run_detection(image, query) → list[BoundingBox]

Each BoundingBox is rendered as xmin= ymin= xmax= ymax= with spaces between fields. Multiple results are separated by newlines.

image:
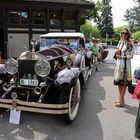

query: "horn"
xmin=2 ymin=83 xmax=12 ymax=91
xmin=34 ymin=87 xmax=41 ymax=95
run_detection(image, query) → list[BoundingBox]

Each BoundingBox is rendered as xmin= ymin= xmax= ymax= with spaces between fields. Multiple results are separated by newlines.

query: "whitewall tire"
xmin=66 ymin=78 xmax=81 ymax=123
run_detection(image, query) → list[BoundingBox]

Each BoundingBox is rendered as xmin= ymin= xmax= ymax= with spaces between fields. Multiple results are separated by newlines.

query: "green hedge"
xmin=86 ymin=38 xmax=119 ymax=45
xmin=100 ymin=38 xmax=119 ymax=45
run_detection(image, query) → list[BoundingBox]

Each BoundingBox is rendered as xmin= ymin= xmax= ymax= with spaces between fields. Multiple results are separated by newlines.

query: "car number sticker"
xmin=9 ymin=108 xmax=21 ymax=125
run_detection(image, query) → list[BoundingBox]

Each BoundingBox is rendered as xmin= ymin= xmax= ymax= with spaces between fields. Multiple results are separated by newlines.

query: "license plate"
xmin=20 ymin=79 xmax=38 ymax=86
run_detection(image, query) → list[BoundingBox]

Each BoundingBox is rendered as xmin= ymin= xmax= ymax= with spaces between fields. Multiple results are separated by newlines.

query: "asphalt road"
xmin=0 ymin=48 xmax=139 ymax=140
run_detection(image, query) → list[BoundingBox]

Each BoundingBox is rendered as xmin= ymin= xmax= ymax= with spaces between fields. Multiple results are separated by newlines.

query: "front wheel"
xmin=65 ymin=79 xmax=81 ymax=123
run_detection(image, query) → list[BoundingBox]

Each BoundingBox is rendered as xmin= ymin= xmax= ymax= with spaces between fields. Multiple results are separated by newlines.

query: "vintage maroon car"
xmin=0 ymin=32 xmax=93 ymax=122
xmin=0 ymin=62 xmax=5 ymax=94
xmin=0 ymin=59 xmax=13 ymax=96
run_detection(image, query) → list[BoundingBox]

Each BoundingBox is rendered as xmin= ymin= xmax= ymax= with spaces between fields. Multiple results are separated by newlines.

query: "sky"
xmin=111 ymin=0 xmax=134 ymax=27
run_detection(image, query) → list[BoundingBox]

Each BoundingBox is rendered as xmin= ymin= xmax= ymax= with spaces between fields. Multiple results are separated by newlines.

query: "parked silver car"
xmin=128 ymin=44 xmax=140 ymax=94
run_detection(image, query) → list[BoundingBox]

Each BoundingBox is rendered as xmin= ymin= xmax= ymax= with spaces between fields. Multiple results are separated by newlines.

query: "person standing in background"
xmin=114 ymin=28 xmax=134 ymax=107
xmin=97 ymin=40 xmax=103 ymax=63
xmin=91 ymin=38 xmax=99 ymax=72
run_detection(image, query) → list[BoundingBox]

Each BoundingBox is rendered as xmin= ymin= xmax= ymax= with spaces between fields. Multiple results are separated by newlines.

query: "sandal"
xmin=115 ymin=100 xmax=125 ymax=107
xmin=115 ymin=98 xmax=120 ymax=103
xmin=115 ymin=102 xmax=124 ymax=107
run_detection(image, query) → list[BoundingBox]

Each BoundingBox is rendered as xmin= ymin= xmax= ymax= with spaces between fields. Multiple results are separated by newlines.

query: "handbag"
xmin=113 ymin=53 xmax=117 ymax=60
xmin=113 ymin=49 xmax=121 ymax=60
xmin=132 ymin=80 xmax=140 ymax=99
xmin=113 ymin=42 xmax=123 ymax=60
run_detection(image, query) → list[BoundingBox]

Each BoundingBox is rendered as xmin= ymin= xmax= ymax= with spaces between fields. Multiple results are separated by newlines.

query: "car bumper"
xmin=0 ymin=99 xmax=68 ymax=114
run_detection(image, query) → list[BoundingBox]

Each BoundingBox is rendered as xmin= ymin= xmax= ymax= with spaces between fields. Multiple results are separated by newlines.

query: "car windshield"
xmin=40 ymin=38 xmax=80 ymax=50
xmin=134 ymin=45 xmax=140 ymax=54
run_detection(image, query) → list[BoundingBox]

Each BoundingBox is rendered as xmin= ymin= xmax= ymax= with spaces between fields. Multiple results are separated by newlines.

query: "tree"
xmin=80 ymin=1 xmax=102 ymax=26
xmin=124 ymin=0 xmax=140 ymax=32
xmin=80 ymin=0 xmax=114 ymax=39
xmin=80 ymin=21 xmax=100 ymax=42
xmin=96 ymin=0 xmax=114 ymax=38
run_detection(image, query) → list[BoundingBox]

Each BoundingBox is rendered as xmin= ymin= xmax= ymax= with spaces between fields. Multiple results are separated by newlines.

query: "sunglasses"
xmin=121 ymin=32 xmax=129 ymax=35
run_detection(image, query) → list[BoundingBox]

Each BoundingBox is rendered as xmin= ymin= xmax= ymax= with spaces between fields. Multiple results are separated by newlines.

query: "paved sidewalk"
xmin=90 ymin=49 xmax=139 ymax=140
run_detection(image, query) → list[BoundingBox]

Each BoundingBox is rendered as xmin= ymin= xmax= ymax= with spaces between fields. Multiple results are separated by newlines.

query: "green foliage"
xmin=114 ymin=25 xmax=129 ymax=40
xmin=80 ymin=1 xmax=97 ymax=25
xmin=133 ymin=31 xmax=140 ymax=40
xmin=80 ymin=21 xmax=100 ymax=42
xmin=114 ymin=25 xmax=129 ymax=33
xmin=124 ymin=0 xmax=140 ymax=32
xmin=100 ymin=38 xmax=119 ymax=45
xmin=109 ymin=38 xmax=119 ymax=45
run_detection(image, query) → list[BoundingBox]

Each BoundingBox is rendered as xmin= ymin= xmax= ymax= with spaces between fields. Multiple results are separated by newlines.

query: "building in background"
xmin=0 ymin=0 xmax=94 ymax=58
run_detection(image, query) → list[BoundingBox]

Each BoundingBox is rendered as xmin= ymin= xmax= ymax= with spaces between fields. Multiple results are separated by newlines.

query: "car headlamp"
xmin=5 ymin=58 xmax=18 ymax=75
xmin=34 ymin=59 xmax=51 ymax=77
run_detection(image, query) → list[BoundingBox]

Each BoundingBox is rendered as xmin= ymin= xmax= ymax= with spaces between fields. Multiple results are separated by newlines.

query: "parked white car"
xmin=128 ymin=44 xmax=140 ymax=93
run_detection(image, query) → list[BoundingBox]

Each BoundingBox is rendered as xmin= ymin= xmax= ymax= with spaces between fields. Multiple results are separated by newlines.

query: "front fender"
xmin=54 ymin=67 xmax=80 ymax=90
xmin=0 ymin=64 xmax=6 ymax=74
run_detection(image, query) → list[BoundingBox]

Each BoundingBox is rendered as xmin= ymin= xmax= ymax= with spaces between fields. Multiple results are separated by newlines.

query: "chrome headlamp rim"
xmin=5 ymin=58 xmax=18 ymax=75
xmin=34 ymin=59 xmax=51 ymax=77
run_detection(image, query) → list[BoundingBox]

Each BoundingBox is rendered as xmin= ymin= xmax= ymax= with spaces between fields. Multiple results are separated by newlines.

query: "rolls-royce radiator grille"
xmin=18 ymin=60 xmax=39 ymax=86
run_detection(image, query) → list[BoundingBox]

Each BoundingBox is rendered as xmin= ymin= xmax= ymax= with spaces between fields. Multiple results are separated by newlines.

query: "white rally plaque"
xmin=9 ymin=108 xmax=21 ymax=125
